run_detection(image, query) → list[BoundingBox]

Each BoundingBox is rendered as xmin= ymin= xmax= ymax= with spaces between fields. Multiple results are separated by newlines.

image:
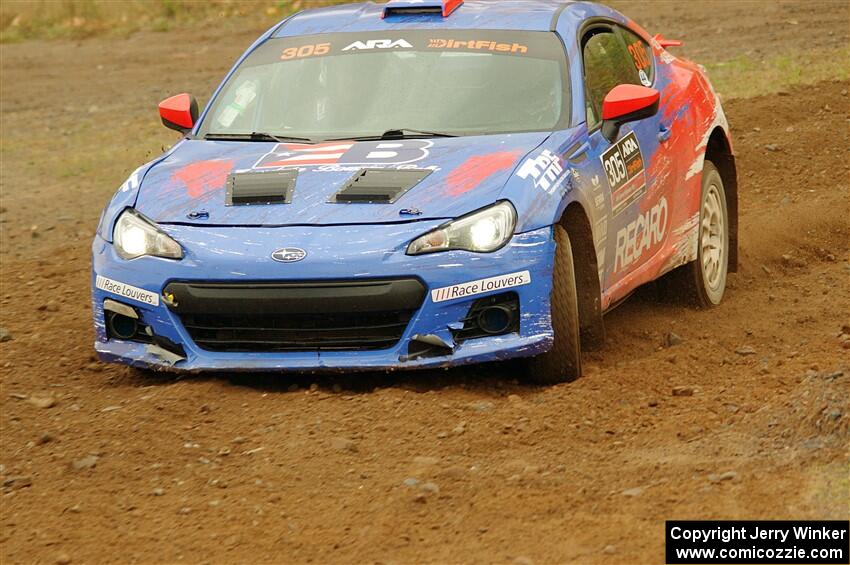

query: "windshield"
xmin=199 ymin=30 xmax=569 ymax=140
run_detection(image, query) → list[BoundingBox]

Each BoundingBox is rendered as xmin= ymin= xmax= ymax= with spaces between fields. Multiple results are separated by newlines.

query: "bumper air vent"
xmin=453 ymin=292 xmax=520 ymax=343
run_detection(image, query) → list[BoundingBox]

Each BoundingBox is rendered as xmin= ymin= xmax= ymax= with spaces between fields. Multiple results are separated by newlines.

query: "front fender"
xmin=501 ymin=126 xmax=594 ymax=233
xmin=96 ymin=142 xmax=187 ymax=242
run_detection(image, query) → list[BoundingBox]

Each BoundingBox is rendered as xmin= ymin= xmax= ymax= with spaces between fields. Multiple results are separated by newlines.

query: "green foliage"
xmin=705 ymin=46 xmax=850 ymax=99
xmin=0 ymin=0 xmax=346 ymax=42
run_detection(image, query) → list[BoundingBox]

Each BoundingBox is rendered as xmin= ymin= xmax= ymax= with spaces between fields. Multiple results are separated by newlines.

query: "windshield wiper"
xmin=204 ymin=132 xmax=316 ymax=143
xmin=327 ymin=128 xmax=459 ymax=142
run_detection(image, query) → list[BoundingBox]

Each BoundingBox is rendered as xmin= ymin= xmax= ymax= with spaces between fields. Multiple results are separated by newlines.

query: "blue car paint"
xmin=93 ymin=0 xmax=729 ymax=371
xmin=133 ymin=132 xmax=554 ymax=229
xmin=276 ymin=1 xmax=559 ymax=36
xmin=93 ymin=223 xmax=555 ymax=371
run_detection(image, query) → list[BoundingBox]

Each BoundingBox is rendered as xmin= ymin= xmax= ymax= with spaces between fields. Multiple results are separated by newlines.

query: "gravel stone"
xmin=3 ymin=476 xmax=32 ymax=490
xmin=37 ymin=433 xmax=55 ymax=445
xmin=71 ymin=455 xmax=98 ymax=470
xmin=468 ymin=401 xmax=495 ymax=413
xmin=420 ymin=482 xmax=440 ymax=494
xmin=708 ymin=471 xmax=739 ymax=483
xmin=664 ymin=332 xmax=684 ymax=347
xmin=331 ymin=437 xmax=358 ymax=453
xmin=27 ymin=395 xmax=56 ymax=409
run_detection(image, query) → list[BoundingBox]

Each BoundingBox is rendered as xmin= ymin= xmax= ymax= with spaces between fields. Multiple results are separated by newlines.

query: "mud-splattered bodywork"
xmin=92 ymin=0 xmax=732 ymax=372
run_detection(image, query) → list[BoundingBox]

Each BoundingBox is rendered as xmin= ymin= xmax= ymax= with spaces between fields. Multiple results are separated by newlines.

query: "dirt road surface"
xmin=1 ymin=1 xmax=848 ymax=563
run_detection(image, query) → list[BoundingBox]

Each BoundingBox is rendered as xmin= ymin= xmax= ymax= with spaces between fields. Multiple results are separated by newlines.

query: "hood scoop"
xmin=226 ymin=170 xmax=297 ymax=206
xmin=332 ymin=168 xmax=432 ymax=204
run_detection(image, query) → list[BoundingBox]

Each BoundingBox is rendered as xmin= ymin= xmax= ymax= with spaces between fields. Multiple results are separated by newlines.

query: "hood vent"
xmin=226 ymin=170 xmax=297 ymax=206
xmin=332 ymin=168 xmax=432 ymax=204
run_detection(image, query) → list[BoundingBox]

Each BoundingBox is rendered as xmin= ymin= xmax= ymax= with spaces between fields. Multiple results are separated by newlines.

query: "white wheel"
xmin=699 ymin=179 xmax=728 ymax=304
xmin=661 ymin=160 xmax=729 ymax=307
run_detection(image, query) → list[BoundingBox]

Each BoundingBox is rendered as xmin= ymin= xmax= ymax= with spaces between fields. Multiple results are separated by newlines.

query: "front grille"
xmin=163 ymin=279 xmax=425 ymax=352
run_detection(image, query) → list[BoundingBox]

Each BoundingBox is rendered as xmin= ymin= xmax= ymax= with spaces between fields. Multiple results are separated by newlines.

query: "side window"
xmin=618 ymin=27 xmax=654 ymax=86
xmin=582 ymin=28 xmax=638 ymax=128
xmin=581 ymin=26 xmax=655 ymax=129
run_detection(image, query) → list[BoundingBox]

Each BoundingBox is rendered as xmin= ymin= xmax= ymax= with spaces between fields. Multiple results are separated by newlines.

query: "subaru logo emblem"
xmin=271 ymin=247 xmax=307 ymax=263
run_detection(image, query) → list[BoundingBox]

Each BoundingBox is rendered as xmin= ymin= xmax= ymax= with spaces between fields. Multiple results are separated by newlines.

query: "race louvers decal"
xmin=601 ymin=131 xmax=647 ymax=216
xmin=254 ymin=140 xmax=432 ymax=169
xmin=431 ymin=271 xmax=531 ymax=303
xmin=96 ymin=275 xmax=160 ymax=307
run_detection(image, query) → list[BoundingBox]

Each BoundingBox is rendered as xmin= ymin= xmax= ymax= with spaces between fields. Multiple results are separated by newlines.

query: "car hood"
xmin=134 ymin=133 xmax=549 ymax=226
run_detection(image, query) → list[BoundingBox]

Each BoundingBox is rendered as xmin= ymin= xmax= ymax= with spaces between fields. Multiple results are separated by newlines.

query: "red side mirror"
xmin=601 ymin=84 xmax=660 ymax=142
xmin=158 ymin=93 xmax=198 ymax=134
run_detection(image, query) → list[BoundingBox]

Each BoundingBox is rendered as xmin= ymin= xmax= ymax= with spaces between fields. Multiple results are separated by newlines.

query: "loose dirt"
xmin=1 ymin=1 xmax=848 ymax=563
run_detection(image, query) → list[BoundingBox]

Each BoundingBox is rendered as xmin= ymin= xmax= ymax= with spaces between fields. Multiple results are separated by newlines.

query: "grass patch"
xmin=0 ymin=0 xmax=346 ymax=42
xmin=706 ymin=46 xmax=850 ymax=99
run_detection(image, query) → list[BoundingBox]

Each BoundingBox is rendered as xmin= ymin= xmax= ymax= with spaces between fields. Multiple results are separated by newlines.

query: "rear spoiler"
xmin=653 ymin=33 xmax=683 ymax=48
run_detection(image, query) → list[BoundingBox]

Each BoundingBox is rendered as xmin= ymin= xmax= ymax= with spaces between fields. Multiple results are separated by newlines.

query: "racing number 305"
xmin=603 ymin=150 xmax=628 ymax=188
xmin=627 ymin=40 xmax=651 ymax=69
xmin=601 ymin=132 xmax=642 ymax=192
xmin=281 ymin=43 xmax=331 ymax=60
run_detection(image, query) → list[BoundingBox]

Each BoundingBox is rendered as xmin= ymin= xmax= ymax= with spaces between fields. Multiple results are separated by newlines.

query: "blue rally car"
xmin=92 ymin=0 xmax=737 ymax=383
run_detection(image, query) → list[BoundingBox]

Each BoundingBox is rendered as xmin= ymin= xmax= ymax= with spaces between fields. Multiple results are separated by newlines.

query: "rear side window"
xmin=582 ymin=25 xmax=655 ymax=129
xmin=619 ymin=27 xmax=654 ymax=86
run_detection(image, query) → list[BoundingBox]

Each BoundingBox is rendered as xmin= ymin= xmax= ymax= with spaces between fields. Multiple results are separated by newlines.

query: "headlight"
xmin=407 ymin=201 xmax=516 ymax=255
xmin=113 ymin=209 xmax=183 ymax=260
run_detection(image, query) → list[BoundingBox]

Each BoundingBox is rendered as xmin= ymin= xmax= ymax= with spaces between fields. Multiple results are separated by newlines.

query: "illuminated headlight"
xmin=113 ymin=209 xmax=183 ymax=260
xmin=407 ymin=201 xmax=517 ymax=255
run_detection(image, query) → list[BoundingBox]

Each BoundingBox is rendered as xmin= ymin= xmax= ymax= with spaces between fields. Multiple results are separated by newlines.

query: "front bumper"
xmin=91 ymin=221 xmax=556 ymax=372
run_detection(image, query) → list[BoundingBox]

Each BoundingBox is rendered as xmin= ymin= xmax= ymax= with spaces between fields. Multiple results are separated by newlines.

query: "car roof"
xmin=273 ymin=0 xmax=590 ymax=37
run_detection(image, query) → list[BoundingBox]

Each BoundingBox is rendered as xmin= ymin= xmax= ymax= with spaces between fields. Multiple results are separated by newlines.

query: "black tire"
xmin=662 ymin=160 xmax=729 ymax=307
xmin=525 ymin=225 xmax=582 ymax=384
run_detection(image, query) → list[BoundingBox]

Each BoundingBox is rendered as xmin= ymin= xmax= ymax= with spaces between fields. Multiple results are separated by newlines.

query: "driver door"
xmin=578 ymin=24 xmax=667 ymax=294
